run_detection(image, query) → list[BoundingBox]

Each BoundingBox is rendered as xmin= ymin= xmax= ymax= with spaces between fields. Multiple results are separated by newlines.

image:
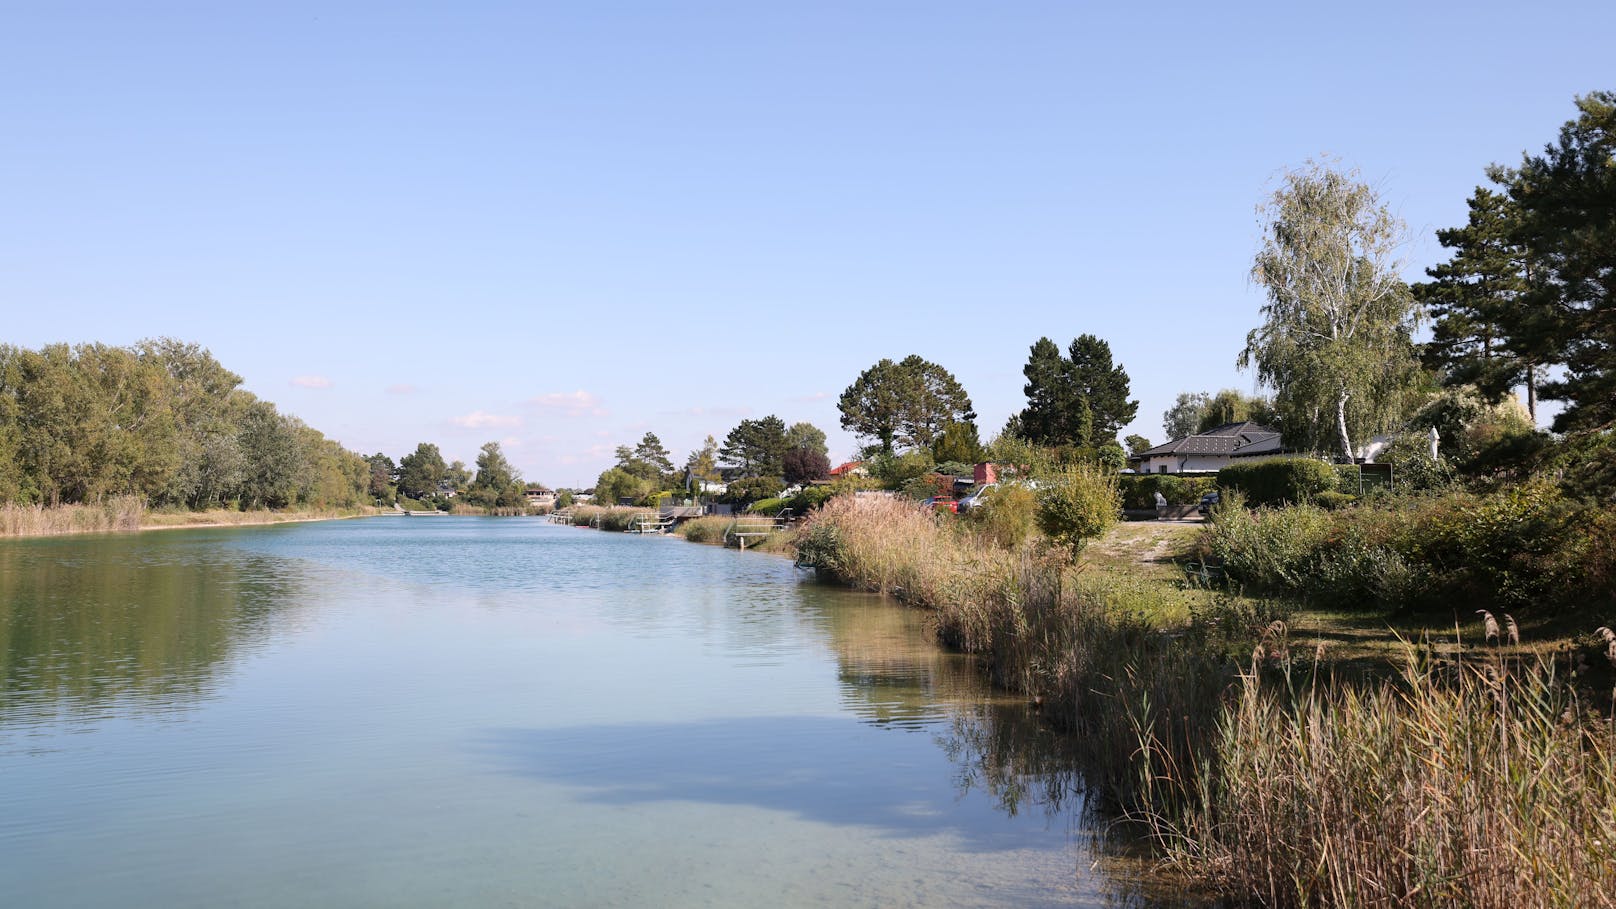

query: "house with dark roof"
xmin=1128 ymin=422 xmax=1290 ymax=474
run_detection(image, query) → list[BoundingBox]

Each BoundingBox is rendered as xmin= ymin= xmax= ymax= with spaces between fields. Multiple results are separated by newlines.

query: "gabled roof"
xmin=829 ymin=461 xmax=865 ymax=476
xmin=1134 ymin=422 xmax=1287 ymax=459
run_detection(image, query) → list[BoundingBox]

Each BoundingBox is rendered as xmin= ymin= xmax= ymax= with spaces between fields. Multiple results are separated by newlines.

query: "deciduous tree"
xmin=1241 ymin=161 xmax=1423 ymax=461
xmin=839 ymin=355 xmax=975 ymax=454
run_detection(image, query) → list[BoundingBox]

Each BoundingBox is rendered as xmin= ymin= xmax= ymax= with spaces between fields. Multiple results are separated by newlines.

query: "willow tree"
xmin=1241 ymin=161 xmax=1422 ymax=461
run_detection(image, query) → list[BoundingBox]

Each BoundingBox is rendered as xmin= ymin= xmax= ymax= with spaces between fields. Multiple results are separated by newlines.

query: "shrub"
xmin=721 ymin=476 xmax=784 ymax=506
xmin=1217 ymin=457 xmax=1339 ymax=507
xmin=1035 ymin=465 xmax=1120 ymax=557
xmin=673 ymin=515 xmax=732 ymax=544
xmin=1313 ymin=490 xmax=1356 ymax=510
xmin=746 ymin=496 xmax=788 ymax=515
xmin=785 ymin=485 xmax=835 ymax=514
xmin=969 ymin=482 xmax=1037 ymax=549
xmin=1120 ymin=475 xmax=1214 ymax=509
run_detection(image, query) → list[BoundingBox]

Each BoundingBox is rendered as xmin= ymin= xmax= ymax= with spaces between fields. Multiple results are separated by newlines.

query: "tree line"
xmin=0 ymin=339 xmax=370 ymax=510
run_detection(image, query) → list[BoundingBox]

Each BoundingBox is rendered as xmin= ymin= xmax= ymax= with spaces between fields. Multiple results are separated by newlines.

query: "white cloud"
xmin=450 ymin=410 xmax=523 ymax=430
xmin=291 ymin=375 xmax=332 ymax=389
xmin=526 ymin=390 xmax=607 ymax=418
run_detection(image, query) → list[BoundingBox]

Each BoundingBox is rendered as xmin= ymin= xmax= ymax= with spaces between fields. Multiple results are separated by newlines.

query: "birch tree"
xmin=1241 ymin=161 xmax=1422 ymax=461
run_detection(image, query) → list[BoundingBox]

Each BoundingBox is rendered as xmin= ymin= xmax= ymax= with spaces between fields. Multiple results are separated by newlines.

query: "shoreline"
xmin=0 ymin=504 xmax=388 ymax=540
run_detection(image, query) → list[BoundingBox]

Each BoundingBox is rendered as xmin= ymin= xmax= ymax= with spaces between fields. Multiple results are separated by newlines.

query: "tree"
xmin=685 ymin=435 xmax=722 ymax=486
xmin=784 ymin=422 xmax=829 ymax=457
xmin=397 ymin=443 xmax=447 ymax=500
xmin=443 ymin=460 xmax=471 ymax=495
xmin=1013 ymin=335 xmax=1136 ymax=447
xmin=1162 ymin=392 xmax=1210 ymax=440
xmin=1414 ymin=186 xmax=1543 ymax=420
xmin=1503 ymin=91 xmax=1616 ymax=433
xmin=1241 ymin=160 xmax=1423 ymax=461
xmin=720 ymin=416 xmax=788 ymax=477
xmin=782 ymin=447 xmax=831 ymax=485
xmin=1124 ymin=434 xmax=1152 ymax=457
xmin=1196 ymin=389 xmax=1277 ymax=432
xmin=839 ymin=355 xmax=976 ymax=454
xmin=467 ymin=441 xmax=523 ymax=506
xmin=365 ymin=453 xmax=396 ymax=503
xmin=931 ymin=419 xmax=983 ymax=464
xmin=633 ymin=432 xmax=675 ymax=484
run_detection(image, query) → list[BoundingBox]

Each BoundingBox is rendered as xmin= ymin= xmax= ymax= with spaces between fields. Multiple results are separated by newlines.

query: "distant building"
xmin=523 ymin=485 xmax=555 ymax=508
xmin=829 ymin=461 xmax=868 ymax=478
xmin=1128 ymin=422 xmax=1290 ymax=474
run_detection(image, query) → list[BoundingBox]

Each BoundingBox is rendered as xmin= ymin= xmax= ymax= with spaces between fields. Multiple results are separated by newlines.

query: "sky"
xmin=2 ymin=1 xmax=1611 ymax=486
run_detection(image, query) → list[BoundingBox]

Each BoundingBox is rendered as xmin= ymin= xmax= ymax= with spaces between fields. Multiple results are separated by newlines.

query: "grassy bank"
xmin=794 ymin=493 xmax=1616 ymax=907
xmin=1 ymin=499 xmax=381 ymax=538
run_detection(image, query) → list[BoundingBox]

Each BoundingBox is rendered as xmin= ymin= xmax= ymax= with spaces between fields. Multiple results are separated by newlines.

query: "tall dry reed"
xmin=1153 ymin=625 xmax=1616 ymax=908
xmin=0 ymin=497 xmax=145 ymax=536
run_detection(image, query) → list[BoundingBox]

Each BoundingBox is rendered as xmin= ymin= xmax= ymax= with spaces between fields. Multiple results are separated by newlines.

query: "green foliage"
xmin=1216 ymin=457 xmax=1339 ymax=507
xmin=1015 ymin=334 xmax=1137 ymax=447
xmin=720 ymin=415 xmax=788 ymax=478
xmin=931 ymin=419 xmax=983 ymax=464
xmin=1207 ymin=483 xmax=1610 ymax=612
xmin=1242 ymin=160 xmax=1423 ymax=460
xmin=720 ymin=476 xmax=784 ymax=506
xmin=865 ymin=448 xmax=936 ymax=487
xmin=967 ymin=482 xmax=1037 ymax=549
xmin=784 ymin=485 xmax=836 ymax=514
xmin=593 ymin=467 xmax=656 ymax=505
xmin=465 ymin=441 xmax=523 ymax=507
xmin=1035 ymin=464 xmax=1120 ymax=557
xmin=1119 ymin=475 xmax=1217 ymax=509
xmin=839 ymin=354 xmax=976 ymax=454
xmin=1505 ymin=92 xmax=1616 ymax=433
xmin=1313 ymin=490 xmax=1357 ymax=510
xmin=746 ymin=496 xmax=788 ymax=515
xmin=555 ymin=489 xmax=574 ymax=509
xmin=684 ymin=435 xmax=722 ymax=485
xmin=397 ymin=442 xmax=446 ymax=500
xmin=1196 ymin=389 xmax=1276 ymax=433
xmin=783 ymin=422 xmax=828 ymax=457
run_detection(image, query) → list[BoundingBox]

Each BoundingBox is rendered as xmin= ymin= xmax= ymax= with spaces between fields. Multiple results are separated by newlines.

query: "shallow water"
xmin=0 ymin=518 xmax=1186 ymax=907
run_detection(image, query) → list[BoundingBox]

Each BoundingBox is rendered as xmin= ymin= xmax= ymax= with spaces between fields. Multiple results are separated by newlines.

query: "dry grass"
xmin=0 ymin=497 xmax=145 ymax=536
xmin=1151 ymin=622 xmax=1616 ymax=908
xmin=0 ymin=500 xmax=378 ymax=538
xmin=673 ymin=515 xmax=735 ymax=544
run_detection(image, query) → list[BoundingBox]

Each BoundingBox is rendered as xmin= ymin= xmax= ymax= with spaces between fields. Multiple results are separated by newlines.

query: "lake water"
xmin=0 ymin=518 xmax=1187 ymax=907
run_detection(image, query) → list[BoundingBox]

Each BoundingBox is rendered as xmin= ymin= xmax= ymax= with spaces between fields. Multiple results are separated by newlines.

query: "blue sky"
xmin=3 ymin=1 xmax=1610 ymax=486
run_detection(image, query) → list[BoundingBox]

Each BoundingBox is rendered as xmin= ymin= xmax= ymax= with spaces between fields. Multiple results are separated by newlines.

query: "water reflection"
xmin=0 ymin=534 xmax=305 ymax=727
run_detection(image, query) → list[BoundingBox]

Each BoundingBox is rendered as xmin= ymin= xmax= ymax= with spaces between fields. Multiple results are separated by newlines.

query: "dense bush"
xmin=1035 ymin=465 xmax=1121 ymax=557
xmin=785 ymin=485 xmax=836 ymax=514
xmin=1313 ymin=491 xmax=1356 ymax=510
xmin=720 ymin=476 xmax=784 ymax=506
xmin=1206 ymin=483 xmax=1609 ymax=612
xmin=746 ymin=496 xmax=788 ymax=515
xmin=1120 ymin=475 xmax=1216 ymax=509
xmin=1217 ymin=457 xmax=1338 ymax=507
xmin=966 ymin=483 xmax=1038 ymax=549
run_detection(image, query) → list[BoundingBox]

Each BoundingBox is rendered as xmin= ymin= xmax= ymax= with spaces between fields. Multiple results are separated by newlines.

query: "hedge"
xmin=1119 ymin=475 xmax=1217 ymax=509
xmin=1216 ymin=458 xmax=1339 ymax=507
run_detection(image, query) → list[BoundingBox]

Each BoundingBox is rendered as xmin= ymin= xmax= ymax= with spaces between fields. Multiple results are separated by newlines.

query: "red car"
xmin=921 ymin=496 xmax=958 ymax=514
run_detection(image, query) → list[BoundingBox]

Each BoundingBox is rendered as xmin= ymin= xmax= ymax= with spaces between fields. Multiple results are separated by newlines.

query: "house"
xmin=524 ymin=485 xmax=556 ymax=508
xmin=1128 ymin=422 xmax=1289 ymax=474
xmin=829 ymin=461 xmax=868 ymax=478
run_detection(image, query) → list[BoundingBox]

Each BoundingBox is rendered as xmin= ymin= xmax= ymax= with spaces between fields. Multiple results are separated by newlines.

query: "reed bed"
xmin=795 ymin=494 xmax=1238 ymax=809
xmin=0 ymin=497 xmax=146 ymax=536
xmin=1152 ymin=629 xmax=1616 ymax=908
xmin=673 ymin=515 xmax=734 ymax=544
xmin=800 ymin=494 xmax=1616 ymax=905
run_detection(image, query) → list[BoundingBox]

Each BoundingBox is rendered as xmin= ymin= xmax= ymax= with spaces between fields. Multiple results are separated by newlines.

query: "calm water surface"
xmin=0 ymin=518 xmax=1186 ymax=907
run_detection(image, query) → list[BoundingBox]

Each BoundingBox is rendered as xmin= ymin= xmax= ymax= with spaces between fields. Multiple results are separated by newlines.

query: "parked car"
xmin=920 ymin=496 xmax=959 ymax=514
xmin=1197 ymin=491 xmax=1220 ymax=515
xmin=956 ymin=484 xmax=998 ymax=511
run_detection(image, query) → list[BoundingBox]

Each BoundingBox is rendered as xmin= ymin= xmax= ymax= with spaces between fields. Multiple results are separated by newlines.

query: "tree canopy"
xmin=838 ymin=355 xmax=976 ymax=454
xmin=1013 ymin=335 xmax=1136 ymax=448
xmin=1241 ymin=161 xmax=1423 ymax=460
xmin=720 ymin=416 xmax=788 ymax=478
